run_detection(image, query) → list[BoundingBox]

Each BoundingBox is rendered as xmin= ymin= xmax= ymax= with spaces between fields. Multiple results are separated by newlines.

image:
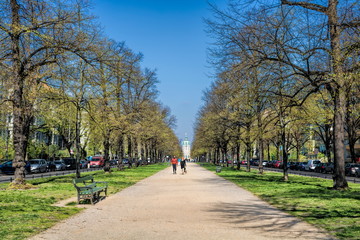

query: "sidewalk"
xmin=29 ymin=163 xmax=336 ymax=240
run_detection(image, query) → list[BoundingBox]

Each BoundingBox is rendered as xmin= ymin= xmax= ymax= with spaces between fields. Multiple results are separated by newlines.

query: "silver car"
xmin=29 ymin=159 xmax=48 ymax=173
xmin=304 ymin=160 xmax=321 ymax=171
xmin=54 ymin=160 xmax=66 ymax=171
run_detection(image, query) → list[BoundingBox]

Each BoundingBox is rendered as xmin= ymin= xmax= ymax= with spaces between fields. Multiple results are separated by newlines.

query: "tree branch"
xmin=281 ymin=0 xmax=327 ymax=13
xmin=340 ymin=19 xmax=360 ymax=29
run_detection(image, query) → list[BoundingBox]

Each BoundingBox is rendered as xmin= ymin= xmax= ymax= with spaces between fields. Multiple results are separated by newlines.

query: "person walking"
xmin=180 ymin=158 xmax=187 ymax=174
xmin=171 ymin=156 xmax=177 ymax=174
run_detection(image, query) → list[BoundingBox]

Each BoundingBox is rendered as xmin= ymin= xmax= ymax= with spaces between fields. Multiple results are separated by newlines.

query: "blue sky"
xmin=92 ymin=0 xmax=227 ymax=142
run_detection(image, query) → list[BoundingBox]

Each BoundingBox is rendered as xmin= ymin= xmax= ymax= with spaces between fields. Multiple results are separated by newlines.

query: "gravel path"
xmin=29 ymin=163 xmax=336 ymax=240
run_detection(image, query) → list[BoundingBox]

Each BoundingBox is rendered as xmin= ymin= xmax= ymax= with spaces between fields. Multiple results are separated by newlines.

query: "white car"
xmin=304 ymin=160 xmax=321 ymax=171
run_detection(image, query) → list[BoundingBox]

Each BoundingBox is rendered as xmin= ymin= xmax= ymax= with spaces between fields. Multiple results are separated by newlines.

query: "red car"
xmin=273 ymin=161 xmax=282 ymax=168
xmin=89 ymin=156 xmax=105 ymax=168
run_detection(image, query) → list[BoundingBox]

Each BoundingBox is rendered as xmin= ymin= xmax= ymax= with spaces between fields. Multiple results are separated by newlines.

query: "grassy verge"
xmin=0 ymin=163 xmax=168 ymax=240
xmin=201 ymin=163 xmax=360 ymax=240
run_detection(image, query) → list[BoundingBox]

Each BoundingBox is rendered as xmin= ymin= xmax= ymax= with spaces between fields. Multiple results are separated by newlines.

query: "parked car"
xmin=289 ymin=162 xmax=298 ymax=170
xmin=54 ymin=160 xmax=66 ymax=171
xmin=0 ymin=160 xmax=31 ymax=174
xmin=273 ymin=161 xmax=282 ymax=168
xmin=79 ymin=160 xmax=88 ymax=169
xmin=109 ymin=159 xmax=118 ymax=166
xmin=261 ymin=161 xmax=268 ymax=166
xmin=345 ymin=163 xmax=358 ymax=176
xmin=295 ymin=162 xmax=306 ymax=171
xmin=29 ymin=159 xmax=48 ymax=173
xmin=281 ymin=162 xmax=293 ymax=169
xmin=314 ymin=163 xmax=327 ymax=173
xmin=304 ymin=160 xmax=321 ymax=171
xmin=121 ymin=158 xmax=129 ymax=164
xmin=354 ymin=166 xmax=360 ymax=178
xmin=348 ymin=164 xmax=360 ymax=177
xmin=62 ymin=158 xmax=77 ymax=170
xmin=324 ymin=163 xmax=334 ymax=174
xmin=266 ymin=160 xmax=278 ymax=168
xmin=47 ymin=161 xmax=56 ymax=172
xmin=89 ymin=156 xmax=105 ymax=168
xmin=240 ymin=160 xmax=247 ymax=165
xmin=250 ymin=159 xmax=259 ymax=166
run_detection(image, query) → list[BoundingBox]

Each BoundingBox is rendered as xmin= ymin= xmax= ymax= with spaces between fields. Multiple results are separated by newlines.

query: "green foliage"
xmin=0 ymin=163 xmax=168 ymax=240
xmin=48 ymin=145 xmax=60 ymax=158
xmin=0 ymin=137 xmax=13 ymax=159
xmin=27 ymin=142 xmax=50 ymax=159
xmin=201 ymin=163 xmax=360 ymax=240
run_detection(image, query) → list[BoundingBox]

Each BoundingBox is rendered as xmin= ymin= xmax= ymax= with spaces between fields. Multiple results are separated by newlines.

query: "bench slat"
xmin=73 ymin=175 xmax=108 ymax=204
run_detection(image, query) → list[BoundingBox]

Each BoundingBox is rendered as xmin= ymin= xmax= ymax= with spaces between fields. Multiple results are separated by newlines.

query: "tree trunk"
xmin=328 ymin=0 xmax=348 ymax=189
xmin=258 ymin=113 xmax=264 ymax=174
xmin=127 ymin=135 xmax=133 ymax=168
xmin=332 ymin=91 xmax=348 ymax=189
xmin=258 ymin=139 xmax=264 ymax=174
xmin=75 ymin=106 xmax=81 ymax=178
xmin=103 ymin=129 xmax=111 ymax=172
xmin=11 ymin=0 xmax=30 ymax=185
xmin=282 ymin=129 xmax=289 ymax=181
xmin=236 ymin=143 xmax=241 ymax=170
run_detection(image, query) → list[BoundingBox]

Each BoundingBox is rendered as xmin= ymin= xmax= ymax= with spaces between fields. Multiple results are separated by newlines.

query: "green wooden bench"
xmin=73 ymin=175 xmax=108 ymax=204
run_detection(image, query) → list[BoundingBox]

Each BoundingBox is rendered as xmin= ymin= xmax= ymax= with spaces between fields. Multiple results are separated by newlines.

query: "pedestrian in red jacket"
xmin=171 ymin=156 xmax=178 ymax=174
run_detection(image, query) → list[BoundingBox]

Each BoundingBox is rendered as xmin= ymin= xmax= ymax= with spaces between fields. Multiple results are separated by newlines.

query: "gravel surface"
xmin=28 ymin=163 xmax=336 ymax=240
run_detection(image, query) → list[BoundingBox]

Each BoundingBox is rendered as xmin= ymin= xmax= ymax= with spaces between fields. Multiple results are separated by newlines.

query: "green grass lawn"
xmin=201 ymin=163 xmax=360 ymax=240
xmin=0 ymin=163 xmax=168 ymax=240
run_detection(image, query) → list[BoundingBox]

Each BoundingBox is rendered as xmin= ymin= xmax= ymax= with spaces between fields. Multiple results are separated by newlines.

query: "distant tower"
xmin=182 ymin=134 xmax=191 ymax=159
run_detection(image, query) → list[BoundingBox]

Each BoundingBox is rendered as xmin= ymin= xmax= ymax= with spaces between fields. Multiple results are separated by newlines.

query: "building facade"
xmin=182 ymin=136 xmax=191 ymax=159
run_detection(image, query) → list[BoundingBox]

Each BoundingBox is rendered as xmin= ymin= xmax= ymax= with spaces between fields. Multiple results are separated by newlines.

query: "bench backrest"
xmin=73 ymin=175 xmax=94 ymax=185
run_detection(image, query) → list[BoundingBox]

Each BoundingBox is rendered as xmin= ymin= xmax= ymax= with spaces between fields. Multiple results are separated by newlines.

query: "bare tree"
xmin=206 ymin=0 xmax=359 ymax=189
xmin=279 ymin=0 xmax=360 ymax=189
xmin=0 ymin=0 xmax=97 ymax=185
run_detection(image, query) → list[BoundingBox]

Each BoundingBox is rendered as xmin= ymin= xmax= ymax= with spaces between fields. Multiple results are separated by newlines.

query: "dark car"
xmin=295 ymin=162 xmax=306 ymax=171
xmin=251 ymin=160 xmax=260 ymax=166
xmin=109 ymin=159 xmax=118 ymax=166
xmin=355 ymin=166 xmax=360 ymax=178
xmin=47 ymin=161 xmax=56 ymax=172
xmin=62 ymin=158 xmax=77 ymax=170
xmin=0 ymin=160 xmax=31 ymax=174
xmin=289 ymin=162 xmax=298 ymax=170
xmin=315 ymin=163 xmax=327 ymax=173
xmin=324 ymin=163 xmax=334 ymax=174
xmin=345 ymin=163 xmax=357 ymax=176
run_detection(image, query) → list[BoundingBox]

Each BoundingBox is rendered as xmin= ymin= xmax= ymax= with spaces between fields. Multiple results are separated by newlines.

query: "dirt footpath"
xmin=29 ymin=163 xmax=336 ymax=240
